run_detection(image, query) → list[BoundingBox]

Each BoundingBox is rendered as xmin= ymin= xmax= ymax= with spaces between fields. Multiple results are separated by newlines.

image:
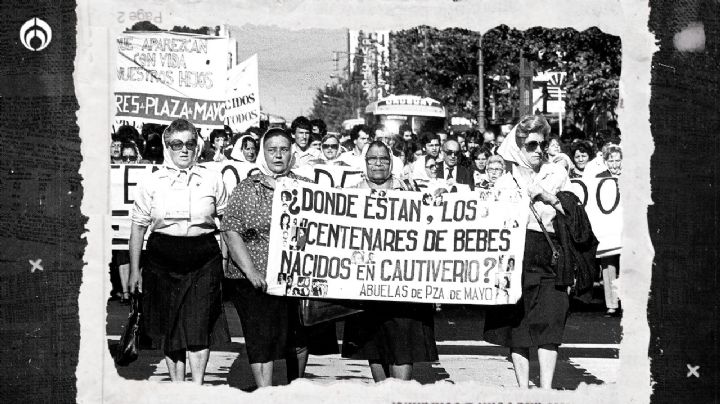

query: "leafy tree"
xmin=128 ymin=21 xmax=162 ymax=31
xmin=171 ymin=25 xmax=214 ymax=35
xmin=309 ymin=81 xmax=368 ymax=132
xmin=386 ymin=25 xmax=621 ymax=130
xmin=388 ymin=26 xmax=482 ymax=119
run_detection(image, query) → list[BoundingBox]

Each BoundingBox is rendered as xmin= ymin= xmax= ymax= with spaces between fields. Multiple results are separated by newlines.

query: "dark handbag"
xmin=299 ymin=298 xmax=363 ymax=326
xmin=113 ymin=294 xmax=142 ymax=366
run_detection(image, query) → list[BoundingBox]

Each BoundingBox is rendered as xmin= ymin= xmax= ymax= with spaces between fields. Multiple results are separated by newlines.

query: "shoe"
xmin=605 ymin=308 xmax=621 ymax=317
xmin=120 ymin=292 xmax=131 ymax=305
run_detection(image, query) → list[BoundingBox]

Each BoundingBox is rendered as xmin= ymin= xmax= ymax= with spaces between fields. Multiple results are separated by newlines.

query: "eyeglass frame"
xmin=167 ymin=139 xmax=198 ymax=151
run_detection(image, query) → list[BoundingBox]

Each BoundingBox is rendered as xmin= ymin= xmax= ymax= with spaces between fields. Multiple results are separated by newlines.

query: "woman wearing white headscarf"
xmin=482 ymin=114 xmax=570 ymax=390
xmin=128 ymin=119 xmax=230 ymax=385
xmin=221 ymin=128 xmax=337 ymax=388
xmin=341 ymin=141 xmax=438 ymax=382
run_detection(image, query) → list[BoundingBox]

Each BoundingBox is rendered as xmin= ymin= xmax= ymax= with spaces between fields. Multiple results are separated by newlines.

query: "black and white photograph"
xmin=3 ymin=0 xmax=716 ymax=402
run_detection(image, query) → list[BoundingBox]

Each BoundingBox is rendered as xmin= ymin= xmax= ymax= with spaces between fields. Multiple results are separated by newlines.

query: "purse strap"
xmin=511 ymin=173 xmax=560 ymax=263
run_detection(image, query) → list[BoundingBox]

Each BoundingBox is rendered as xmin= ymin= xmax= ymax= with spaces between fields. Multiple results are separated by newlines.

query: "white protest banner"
xmin=115 ymin=32 xmax=229 ymax=129
xmin=265 ymin=180 xmax=530 ymax=305
xmin=225 ymin=54 xmax=260 ymax=132
xmin=293 ymin=163 xmax=365 ymax=188
xmin=214 ymin=160 xmax=261 ymax=194
xmin=568 ymin=177 xmax=622 ymax=256
xmin=110 ymin=164 xmax=157 ymax=249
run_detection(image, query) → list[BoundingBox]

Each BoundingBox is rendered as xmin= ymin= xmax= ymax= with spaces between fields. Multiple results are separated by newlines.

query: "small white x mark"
xmin=29 ymin=259 xmax=43 ymax=273
xmin=687 ymin=364 xmax=700 ymax=378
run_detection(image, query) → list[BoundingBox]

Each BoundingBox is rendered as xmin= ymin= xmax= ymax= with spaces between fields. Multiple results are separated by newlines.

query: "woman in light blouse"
xmin=128 ymin=119 xmax=229 ymax=385
xmin=483 ymin=114 xmax=570 ymax=389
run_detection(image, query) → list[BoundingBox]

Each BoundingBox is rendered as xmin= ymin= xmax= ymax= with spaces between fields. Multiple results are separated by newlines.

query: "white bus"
xmin=364 ymin=94 xmax=447 ymax=135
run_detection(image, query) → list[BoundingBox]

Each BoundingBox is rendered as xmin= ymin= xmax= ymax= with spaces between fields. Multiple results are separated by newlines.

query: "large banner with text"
xmin=265 ymin=179 xmax=529 ymax=305
xmin=115 ymin=32 xmax=230 ymax=129
xmin=568 ymin=177 xmax=622 ymax=256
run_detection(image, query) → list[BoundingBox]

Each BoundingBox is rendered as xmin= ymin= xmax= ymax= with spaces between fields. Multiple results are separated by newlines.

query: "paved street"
xmin=107 ymin=290 xmax=620 ymax=391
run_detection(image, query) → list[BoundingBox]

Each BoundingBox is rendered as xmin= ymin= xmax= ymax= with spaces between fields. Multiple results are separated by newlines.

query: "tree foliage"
xmin=387 ymin=25 xmax=621 ymax=128
xmin=171 ymin=25 xmax=214 ymax=35
xmin=128 ymin=21 xmax=162 ymax=31
xmin=310 ymin=82 xmax=369 ymax=132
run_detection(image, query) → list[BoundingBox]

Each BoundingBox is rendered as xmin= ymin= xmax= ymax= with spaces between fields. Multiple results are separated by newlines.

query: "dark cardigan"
xmin=552 ymin=191 xmax=599 ymax=303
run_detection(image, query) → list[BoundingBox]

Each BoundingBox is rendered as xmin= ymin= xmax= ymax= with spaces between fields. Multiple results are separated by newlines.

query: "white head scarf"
xmin=363 ymin=141 xmax=394 ymax=185
xmin=229 ymin=134 xmax=256 ymax=162
xmin=496 ymin=124 xmax=532 ymax=169
xmin=255 ymin=131 xmax=296 ymax=178
xmin=161 ymin=128 xmax=203 ymax=171
xmin=410 ymin=154 xmax=433 ymax=181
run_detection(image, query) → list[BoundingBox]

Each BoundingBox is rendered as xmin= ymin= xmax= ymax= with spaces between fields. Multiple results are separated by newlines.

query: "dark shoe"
xmin=120 ymin=292 xmax=131 ymax=305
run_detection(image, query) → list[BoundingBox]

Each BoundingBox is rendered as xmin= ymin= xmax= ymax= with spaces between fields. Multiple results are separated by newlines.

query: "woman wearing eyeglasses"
xmin=110 ymin=142 xmax=147 ymax=306
xmin=342 ymin=141 xmax=438 ymax=382
xmin=128 ymin=119 xmax=230 ymax=385
xmin=484 ymin=155 xmax=507 ymax=189
xmin=483 ymin=114 xmax=571 ymax=390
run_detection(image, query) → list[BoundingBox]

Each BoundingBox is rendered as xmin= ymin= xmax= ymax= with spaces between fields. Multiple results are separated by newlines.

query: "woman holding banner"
xmin=221 ymin=128 xmax=337 ymax=388
xmin=128 ymin=119 xmax=230 ymax=385
xmin=483 ymin=114 xmax=570 ymax=390
xmin=342 ymin=140 xmax=438 ymax=382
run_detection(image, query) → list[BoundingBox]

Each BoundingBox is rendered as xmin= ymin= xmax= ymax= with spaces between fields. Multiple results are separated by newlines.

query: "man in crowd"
xmin=421 ymin=132 xmax=442 ymax=160
xmin=291 ymin=116 xmax=321 ymax=167
xmin=436 ymin=139 xmax=474 ymax=190
xmin=399 ymin=124 xmax=414 ymax=142
xmin=310 ymin=118 xmax=327 ymax=137
xmin=338 ymin=124 xmax=373 ymax=169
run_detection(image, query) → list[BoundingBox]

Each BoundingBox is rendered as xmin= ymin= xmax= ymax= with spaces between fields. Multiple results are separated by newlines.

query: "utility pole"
xmin=518 ymin=52 xmax=534 ymax=117
xmin=347 ymin=29 xmax=355 ymax=119
xmin=477 ymin=35 xmax=486 ymax=132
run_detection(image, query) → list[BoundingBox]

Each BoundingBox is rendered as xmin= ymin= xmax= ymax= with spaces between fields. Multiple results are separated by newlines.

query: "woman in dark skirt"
xmin=222 ymin=128 xmax=338 ymax=388
xmin=483 ymin=115 xmax=570 ymax=389
xmin=341 ymin=141 xmax=438 ymax=382
xmin=128 ymin=119 xmax=230 ymax=385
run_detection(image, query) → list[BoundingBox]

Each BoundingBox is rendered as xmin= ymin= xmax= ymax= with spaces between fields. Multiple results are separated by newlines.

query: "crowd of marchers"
xmin=109 ymin=114 xmax=622 ymax=389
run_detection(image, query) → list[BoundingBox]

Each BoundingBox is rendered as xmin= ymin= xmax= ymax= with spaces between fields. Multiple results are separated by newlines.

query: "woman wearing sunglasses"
xmin=110 ymin=141 xmax=146 ymax=306
xmin=315 ymin=133 xmax=349 ymax=165
xmin=128 ymin=119 xmax=230 ymax=385
xmin=483 ymin=114 xmax=571 ymax=390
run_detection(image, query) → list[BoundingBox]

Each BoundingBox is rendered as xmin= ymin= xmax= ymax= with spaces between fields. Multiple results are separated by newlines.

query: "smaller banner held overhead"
xmin=225 ymin=54 xmax=260 ymax=132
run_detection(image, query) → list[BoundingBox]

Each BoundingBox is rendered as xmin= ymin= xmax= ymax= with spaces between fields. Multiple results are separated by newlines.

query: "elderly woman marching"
xmin=482 ymin=114 xmax=570 ymax=389
xmin=221 ymin=128 xmax=337 ymax=388
xmin=128 ymin=119 xmax=230 ymax=384
xmin=341 ymin=140 xmax=438 ymax=382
